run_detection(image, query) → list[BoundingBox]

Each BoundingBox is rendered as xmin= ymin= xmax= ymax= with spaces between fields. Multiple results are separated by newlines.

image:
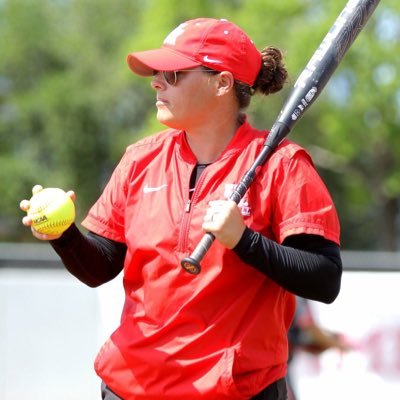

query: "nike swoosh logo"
xmin=143 ymin=184 xmax=168 ymax=194
xmin=203 ymin=55 xmax=223 ymax=64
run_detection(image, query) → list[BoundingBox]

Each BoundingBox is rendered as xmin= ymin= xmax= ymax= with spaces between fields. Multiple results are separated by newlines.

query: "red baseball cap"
xmin=127 ymin=18 xmax=262 ymax=86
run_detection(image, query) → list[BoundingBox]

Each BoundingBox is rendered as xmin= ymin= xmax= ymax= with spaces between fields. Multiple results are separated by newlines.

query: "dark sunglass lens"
xmin=162 ymin=71 xmax=177 ymax=85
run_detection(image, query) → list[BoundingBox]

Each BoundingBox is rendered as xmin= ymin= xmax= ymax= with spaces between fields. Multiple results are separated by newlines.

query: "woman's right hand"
xmin=20 ymin=184 xmax=76 ymax=241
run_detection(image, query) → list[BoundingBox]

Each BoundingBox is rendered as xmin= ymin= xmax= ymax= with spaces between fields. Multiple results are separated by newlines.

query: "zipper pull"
xmin=185 ymin=199 xmax=191 ymax=212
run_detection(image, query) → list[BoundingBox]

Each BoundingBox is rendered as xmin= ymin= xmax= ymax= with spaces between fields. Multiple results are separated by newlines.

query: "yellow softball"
xmin=28 ymin=187 xmax=75 ymax=235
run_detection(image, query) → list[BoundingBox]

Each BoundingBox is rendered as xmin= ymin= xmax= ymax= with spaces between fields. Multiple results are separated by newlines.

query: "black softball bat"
xmin=181 ymin=0 xmax=381 ymax=274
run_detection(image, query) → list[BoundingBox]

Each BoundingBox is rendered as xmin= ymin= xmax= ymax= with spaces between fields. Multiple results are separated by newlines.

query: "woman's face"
xmin=150 ymin=68 xmax=220 ymax=131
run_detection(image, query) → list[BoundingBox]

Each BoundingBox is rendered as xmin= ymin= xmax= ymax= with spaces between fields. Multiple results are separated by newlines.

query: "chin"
xmin=156 ymin=114 xmax=183 ymax=130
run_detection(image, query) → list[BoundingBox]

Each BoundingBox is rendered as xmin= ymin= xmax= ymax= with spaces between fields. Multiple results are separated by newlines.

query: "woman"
xmin=21 ymin=18 xmax=342 ymax=400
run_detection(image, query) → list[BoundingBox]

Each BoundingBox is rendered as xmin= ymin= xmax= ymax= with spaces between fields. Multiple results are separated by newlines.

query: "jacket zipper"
xmin=178 ymin=169 xmax=208 ymax=253
xmin=185 ymin=198 xmax=192 ymax=212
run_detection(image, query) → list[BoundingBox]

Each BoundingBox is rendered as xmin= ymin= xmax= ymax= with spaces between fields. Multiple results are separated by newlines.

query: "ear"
xmin=216 ymin=71 xmax=235 ymax=96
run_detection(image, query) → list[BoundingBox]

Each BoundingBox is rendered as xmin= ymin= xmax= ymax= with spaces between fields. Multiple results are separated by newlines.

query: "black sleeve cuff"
xmin=50 ymin=223 xmax=81 ymax=248
xmin=233 ymin=226 xmax=257 ymax=259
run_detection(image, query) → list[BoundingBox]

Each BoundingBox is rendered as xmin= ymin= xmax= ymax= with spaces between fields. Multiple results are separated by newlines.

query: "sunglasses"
xmin=153 ymin=69 xmax=218 ymax=86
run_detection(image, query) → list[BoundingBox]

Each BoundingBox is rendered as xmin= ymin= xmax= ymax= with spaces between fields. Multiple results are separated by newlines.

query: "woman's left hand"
xmin=202 ymin=200 xmax=246 ymax=249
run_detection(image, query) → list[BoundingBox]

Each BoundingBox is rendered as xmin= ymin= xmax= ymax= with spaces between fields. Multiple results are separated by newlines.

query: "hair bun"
xmin=254 ymin=46 xmax=288 ymax=95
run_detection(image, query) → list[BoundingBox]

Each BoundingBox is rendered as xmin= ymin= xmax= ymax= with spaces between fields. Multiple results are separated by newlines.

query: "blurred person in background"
xmin=20 ymin=18 xmax=342 ymax=400
xmin=287 ymin=297 xmax=351 ymax=400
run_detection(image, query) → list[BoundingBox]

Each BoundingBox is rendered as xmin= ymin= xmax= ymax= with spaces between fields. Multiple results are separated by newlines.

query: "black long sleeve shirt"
xmin=51 ymin=223 xmax=341 ymax=304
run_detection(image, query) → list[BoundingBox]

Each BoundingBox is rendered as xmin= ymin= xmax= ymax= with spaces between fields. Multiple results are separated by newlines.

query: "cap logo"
xmin=203 ymin=55 xmax=223 ymax=64
xmin=163 ymin=22 xmax=187 ymax=46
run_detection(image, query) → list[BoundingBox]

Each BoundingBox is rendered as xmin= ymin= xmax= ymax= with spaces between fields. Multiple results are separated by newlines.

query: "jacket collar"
xmin=177 ymin=115 xmax=263 ymax=164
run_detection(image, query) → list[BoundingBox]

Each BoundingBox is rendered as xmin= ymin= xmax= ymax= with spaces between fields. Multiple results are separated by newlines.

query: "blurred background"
xmin=0 ymin=0 xmax=399 ymax=399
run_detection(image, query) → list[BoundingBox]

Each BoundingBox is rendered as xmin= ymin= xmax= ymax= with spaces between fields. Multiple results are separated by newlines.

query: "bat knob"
xmin=181 ymin=257 xmax=201 ymax=274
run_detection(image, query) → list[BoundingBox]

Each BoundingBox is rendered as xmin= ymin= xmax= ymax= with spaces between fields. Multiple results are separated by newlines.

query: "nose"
xmin=151 ymin=72 xmax=166 ymax=90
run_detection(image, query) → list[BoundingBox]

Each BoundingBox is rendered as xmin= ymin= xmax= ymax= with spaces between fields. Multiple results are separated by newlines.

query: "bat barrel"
xmin=278 ymin=0 xmax=381 ymax=130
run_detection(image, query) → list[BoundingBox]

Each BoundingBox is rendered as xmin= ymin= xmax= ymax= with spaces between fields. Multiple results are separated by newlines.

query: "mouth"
xmin=156 ymin=98 xmax=168 ymax=107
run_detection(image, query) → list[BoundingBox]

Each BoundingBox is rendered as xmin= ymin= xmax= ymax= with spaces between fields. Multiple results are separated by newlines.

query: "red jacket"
xmin=82 ymin=118 xmax=340 ymax=399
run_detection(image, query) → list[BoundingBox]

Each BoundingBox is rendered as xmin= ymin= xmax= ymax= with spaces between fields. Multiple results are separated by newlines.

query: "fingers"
xmin=202 ymin=200 xmax=246 ymax=249
xmin=203 ymin=200 xmax=228 ymax=227
xmin=66 ymin=190 xmax=76 ymax=202
xmin=30 ymin=226 xmax=63 ymax=241
xmin=20 ymin=186 xmax=76 ymax=212
xmin=19 ymin=199 xmax=30 ymax=212
xmin=19 ymin=184 xmax=44 ymax=213
xmin=32 ymin=184 xmax=43 ymax=195
xmin=19 ymin=185 xmax=75 ymax=241
xmin=204 ymin=200 xmax=233 ymax=222
xmin=20 ymin=198 xmax=32 ymax=229
xmin=22 ymin=215 xmax=32 ymax=227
